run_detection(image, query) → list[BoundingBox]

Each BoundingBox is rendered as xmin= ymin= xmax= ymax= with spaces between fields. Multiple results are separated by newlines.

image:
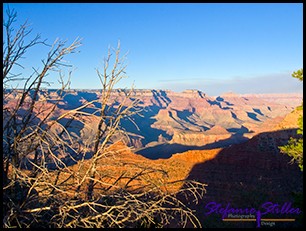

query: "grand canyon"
xmin=14 ymin=89 xmax=301 ymax=152
xmin=4 ymin=3 xmax=303 ymax=228
xmin=3 ymin=89 xmax=303 ymax=228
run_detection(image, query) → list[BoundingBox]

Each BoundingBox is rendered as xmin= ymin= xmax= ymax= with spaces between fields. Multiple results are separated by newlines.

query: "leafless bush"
xmin=3 ymin=8 xmax=207 ymax=228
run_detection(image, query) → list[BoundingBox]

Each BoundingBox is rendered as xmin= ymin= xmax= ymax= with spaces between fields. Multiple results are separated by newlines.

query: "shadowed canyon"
xmin=5 ymin=89 xmax=301 ymax=156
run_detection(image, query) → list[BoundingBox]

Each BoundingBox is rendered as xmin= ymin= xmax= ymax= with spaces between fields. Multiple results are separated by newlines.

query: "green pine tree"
xmin=279 ymin=68 xmax=303 ymax=171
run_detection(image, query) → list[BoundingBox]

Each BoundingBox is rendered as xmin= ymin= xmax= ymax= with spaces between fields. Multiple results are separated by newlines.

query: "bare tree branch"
xmin=3 ymin=9 xmax=207 ymax=229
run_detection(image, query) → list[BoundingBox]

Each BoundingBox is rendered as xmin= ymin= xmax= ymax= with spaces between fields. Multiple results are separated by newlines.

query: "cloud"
xmin=158 ymin=78 xmax=204 ymax=83
xmin=157 ymin=72 xmax=303 ymax=96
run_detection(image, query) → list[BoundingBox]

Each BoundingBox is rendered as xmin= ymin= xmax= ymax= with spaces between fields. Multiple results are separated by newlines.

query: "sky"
xmin=3 ymin=3 xmax=303 ymax=96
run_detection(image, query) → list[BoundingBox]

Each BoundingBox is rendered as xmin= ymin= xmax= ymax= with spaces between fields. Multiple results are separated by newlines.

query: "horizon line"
xmin=5 ymin=88 xmax=303 ymax=96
